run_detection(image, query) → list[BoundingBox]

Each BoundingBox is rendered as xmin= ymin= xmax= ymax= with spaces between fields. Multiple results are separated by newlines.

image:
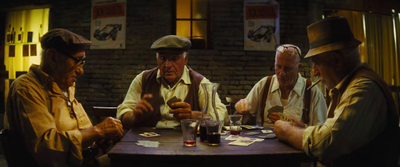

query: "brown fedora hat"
xmin=304 ymin=16 xmax=361 ymax=58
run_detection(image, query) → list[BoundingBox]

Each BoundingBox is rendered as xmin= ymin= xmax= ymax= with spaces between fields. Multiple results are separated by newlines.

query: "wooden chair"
xmin=91 ymin=106 xmax=119 ymax=154
xmin=92 ymin=106 xmax=118 ymax=124
xmin=225 ymin=96 xmax=242 ymax=115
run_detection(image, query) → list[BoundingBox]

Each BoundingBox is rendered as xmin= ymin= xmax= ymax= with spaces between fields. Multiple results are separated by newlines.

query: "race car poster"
xmin=244 ymin=0 xmax=279 ymax=51
xmin=91 ymin=0 xmax=126 ymax=49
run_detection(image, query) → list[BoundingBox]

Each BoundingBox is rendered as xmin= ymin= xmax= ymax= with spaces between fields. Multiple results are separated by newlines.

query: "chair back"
xmin=92 ymin=106 xmax=118 ymax=123
xmin=0 ymin=129 xmax=38 ymax=167
xmin=225 ymin=96 xmax=241 ymax=115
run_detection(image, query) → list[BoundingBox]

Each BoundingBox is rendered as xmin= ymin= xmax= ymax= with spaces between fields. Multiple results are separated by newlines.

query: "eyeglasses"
xmin=276 ymin=44 xmax=302 ymax=57
xmin=64 ymin=54 xmax=86 ymax=66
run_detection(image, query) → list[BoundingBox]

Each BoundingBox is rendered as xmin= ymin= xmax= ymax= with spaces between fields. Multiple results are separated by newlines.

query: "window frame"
xmin=172 ymin=0 xmax=212 ymax=49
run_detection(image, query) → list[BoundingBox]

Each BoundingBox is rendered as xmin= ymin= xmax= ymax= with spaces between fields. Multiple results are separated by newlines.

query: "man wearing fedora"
xmin=117 ymin=35 xmax=228 ymax=129
xmin=274 ymin=17 xmax=399 ymax=166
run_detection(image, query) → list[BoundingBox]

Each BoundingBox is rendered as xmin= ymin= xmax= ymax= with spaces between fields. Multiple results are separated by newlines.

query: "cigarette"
xmin=307 ymin=79 xmax=321 ymax=90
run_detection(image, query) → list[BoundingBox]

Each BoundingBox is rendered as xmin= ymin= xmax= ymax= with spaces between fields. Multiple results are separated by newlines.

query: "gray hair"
xmin=40 ymin=49 xmax=48 ymax=65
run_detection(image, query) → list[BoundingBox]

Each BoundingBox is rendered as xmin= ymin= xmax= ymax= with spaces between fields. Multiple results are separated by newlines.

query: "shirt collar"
xmin=156 ymin=65 xmax=192 ymax=86
xmin=29 ymin=64 xmax=55 ymax=90
xmin=271 ymin=73 xmax=304 ymax=96
xmin=29 ymin=64 xmax=75 ymax=98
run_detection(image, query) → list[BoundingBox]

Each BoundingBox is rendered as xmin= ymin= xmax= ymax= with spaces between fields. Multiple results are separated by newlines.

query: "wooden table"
xmin=108 ymin=127 xmax=311 ymax=167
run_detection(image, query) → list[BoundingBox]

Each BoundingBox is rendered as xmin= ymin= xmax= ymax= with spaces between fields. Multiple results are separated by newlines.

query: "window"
xmin=4 ymin=8 xmax=49 ymax=99
xmin=5 ymin=8 xmax=49 ymax=79
xmin=174 ymin=0 xmax=210 ymax=49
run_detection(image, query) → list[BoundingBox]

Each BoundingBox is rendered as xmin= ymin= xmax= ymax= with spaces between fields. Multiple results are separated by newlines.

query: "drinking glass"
xmin=229 ymin=115 xmax=242 ymax=135
xmin=181 ymin=119 xmax=199 ymax=147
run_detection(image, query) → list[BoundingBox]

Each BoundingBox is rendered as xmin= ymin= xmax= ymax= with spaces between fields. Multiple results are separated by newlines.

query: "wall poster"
xmin=91 ymin=0 xmax=126 ymax=49
xmin=244 ymin=0 xmax=279 ymax=51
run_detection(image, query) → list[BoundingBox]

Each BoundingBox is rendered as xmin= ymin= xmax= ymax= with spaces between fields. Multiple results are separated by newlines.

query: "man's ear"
xmin=46 ymin=49 xmax=57 ymax=63
xmin=332 ymin=52 xmax=344 ymax=72
xmin=45 ymin=49 xmax=62 ymax=69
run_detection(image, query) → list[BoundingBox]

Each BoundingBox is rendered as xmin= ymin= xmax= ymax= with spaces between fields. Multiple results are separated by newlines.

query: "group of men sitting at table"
xmin=3 ymin=16 xmax=399 ymax=167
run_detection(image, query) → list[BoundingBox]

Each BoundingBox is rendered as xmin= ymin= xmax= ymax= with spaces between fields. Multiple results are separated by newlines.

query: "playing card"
xmin=136 ymin=140 xmax=160 ymax=148
xmin=225 ymin=135 xmax=243 ymax=141
xmin=167 ymin=96 xmax=180 ymax=109
xmin=228 ymin=139 xmax=255 ymax=146
xmin=261 ymin=130 xmax=273 ymax=134
xmin=241 ymin=125 xmax=257 ymax=129
xmin=139 ymin=132 xmax=160 ymax=137
xmin=258 ymin=133 xmax=276 ymax=139
xmin=227 ymin=137 xmax=263 ymax=146
xmin=267 ymin=105 xmax=283 ymax=116
xmin=245 ymin=131 xmax=260 ymax=135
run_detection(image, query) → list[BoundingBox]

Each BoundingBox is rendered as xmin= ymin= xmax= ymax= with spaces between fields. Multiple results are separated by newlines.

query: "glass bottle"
xmin=200 ymin=82 xmax=220 ymax=121
xmin=199 ymin=83 xmax=220 ymax=142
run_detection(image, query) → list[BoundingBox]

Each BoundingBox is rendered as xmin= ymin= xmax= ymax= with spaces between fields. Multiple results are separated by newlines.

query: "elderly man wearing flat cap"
xmin=274 ymin=17 xmax=400 ymax=166
xmin=4 ymin=28 xmax=124 ymax=167
xmin=117 ymin=35 xmax=228 ymax=128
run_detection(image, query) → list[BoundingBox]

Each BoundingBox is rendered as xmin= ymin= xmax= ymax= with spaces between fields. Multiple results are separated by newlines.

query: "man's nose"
xmin=280 ymin=67 xmax=287 ymax=76
xmin=165 ymin=59 xmax=172 ymax=67
xmin=76 ymin=66 xmax=84 ymax=75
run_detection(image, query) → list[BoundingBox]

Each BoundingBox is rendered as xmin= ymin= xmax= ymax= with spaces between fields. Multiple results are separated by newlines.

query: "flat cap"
xmin=151 ymin=35 xmax=191 ymax=52
xmin=41 ymin=28 xmax=91 ymax=52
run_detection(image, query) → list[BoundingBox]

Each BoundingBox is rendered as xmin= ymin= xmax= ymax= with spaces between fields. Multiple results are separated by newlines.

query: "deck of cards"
xmin=139 ymin=132 xmax=160 ymax=137
xmin=136 ymin=140 xmax=160 ymax=148
xmin=226 ymin=135 xmax=264 ymax=146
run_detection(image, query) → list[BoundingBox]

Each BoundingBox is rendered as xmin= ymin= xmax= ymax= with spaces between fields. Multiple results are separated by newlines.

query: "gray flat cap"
xmin=151 ymin=35 xmax=191 ymax=52
xmin=41 ymin=28 xmax=91 ymax=52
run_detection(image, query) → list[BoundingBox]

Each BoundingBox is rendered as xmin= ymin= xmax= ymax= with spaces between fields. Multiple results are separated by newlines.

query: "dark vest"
xmin=326 ymin=64 xmax=400 ymax=166
xmin=136 ymin=67 xmax=204 ymax=127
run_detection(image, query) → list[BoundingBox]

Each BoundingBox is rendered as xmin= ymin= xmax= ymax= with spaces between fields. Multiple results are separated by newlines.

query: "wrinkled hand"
xmin=134 ymin=94 xmax=154 ymax=115
xmin=273 ymin=120 xmax=292 ymax=140
xmin=274 ymin=120 xmax=304 ymax=149
xmin=96 ymin=117 xmax=124 ymax=142
xmin=169 ymin=98 xmax=192 ymax=121
xmin=268 ymin=112 xmax=281 ymax=123
xmin=234 ymin=99 xmax=251 ymax=114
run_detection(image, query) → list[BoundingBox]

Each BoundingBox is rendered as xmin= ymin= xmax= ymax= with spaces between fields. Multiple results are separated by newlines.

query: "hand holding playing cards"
xmin=268 ymin=112 xmax=281 ymax=123
xmin=169 ymin=97 xmax=192 ymax=121
xmin=134 ymin=94 xmax=154 ymax=115
xmin=235 ymin=99 xmax=252 ymax=114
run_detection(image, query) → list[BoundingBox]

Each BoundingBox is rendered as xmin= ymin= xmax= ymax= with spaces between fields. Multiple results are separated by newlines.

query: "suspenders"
xmin=260 ymin=76 xmax=312 ymax=125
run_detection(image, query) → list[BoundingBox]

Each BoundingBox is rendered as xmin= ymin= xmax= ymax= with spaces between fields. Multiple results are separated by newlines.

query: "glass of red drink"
xmin=181 ymin=119 xmax=199 ymax=147
xmin=229 ymin=115 xmax=242 ymax=135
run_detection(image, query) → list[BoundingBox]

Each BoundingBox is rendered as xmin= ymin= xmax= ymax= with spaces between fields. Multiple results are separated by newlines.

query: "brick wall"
xmin=5 ymin=0 xmax=319 ymax=115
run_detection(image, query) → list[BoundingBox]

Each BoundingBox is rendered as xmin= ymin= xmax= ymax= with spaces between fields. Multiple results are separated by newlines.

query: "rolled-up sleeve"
xmin=117 ymin=72 xmax=143 ymax=119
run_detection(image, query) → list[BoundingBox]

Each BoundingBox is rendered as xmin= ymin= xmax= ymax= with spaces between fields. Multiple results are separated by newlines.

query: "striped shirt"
xmin=302 ymin=64 xmax=388 ymax=164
